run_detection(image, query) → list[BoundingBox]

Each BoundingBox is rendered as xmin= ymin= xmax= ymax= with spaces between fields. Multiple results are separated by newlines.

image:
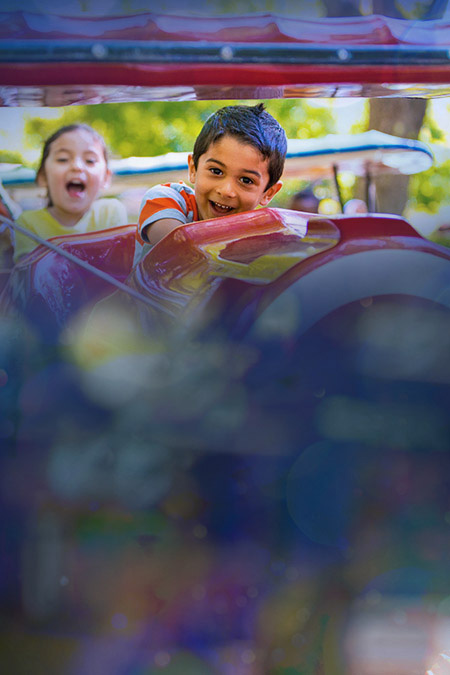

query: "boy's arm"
xmin=144 ymin=218 xmax=183 ymax=246
xmin=139 ymin=183 xmax=192 ymax=246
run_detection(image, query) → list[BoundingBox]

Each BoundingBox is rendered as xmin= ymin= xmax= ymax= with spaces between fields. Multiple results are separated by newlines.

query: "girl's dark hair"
xmin=37 ymin=123 xmax=108 ymax=206
xmin=192 ymin=103 xmax=287 ymax=189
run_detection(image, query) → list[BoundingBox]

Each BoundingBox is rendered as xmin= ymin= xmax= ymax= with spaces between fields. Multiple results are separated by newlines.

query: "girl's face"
xmin=38 ymin=128 xmax=111 ymax=226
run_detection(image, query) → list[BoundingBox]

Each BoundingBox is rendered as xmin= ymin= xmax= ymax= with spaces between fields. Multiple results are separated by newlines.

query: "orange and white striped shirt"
xmin=134 ymin=181 xmax=198 ymax=266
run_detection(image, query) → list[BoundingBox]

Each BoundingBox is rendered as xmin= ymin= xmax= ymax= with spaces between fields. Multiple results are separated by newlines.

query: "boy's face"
xmin=188 ymin=135 xmax=282 ymax=221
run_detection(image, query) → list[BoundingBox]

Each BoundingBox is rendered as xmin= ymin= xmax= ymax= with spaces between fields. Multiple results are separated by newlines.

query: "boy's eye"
xmin=86 ymin=158 xmax=97 ymax=165
xmin=56 ymin=157 xmax=68 ymax=163
xmin=241 ymin=176 xmax=254 ymax=185
xmin=209 ymin=167 xmax=222 ymax=175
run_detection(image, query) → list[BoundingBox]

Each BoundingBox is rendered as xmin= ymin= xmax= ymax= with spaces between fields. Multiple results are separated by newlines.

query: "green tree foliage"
xmin=419 ymin=105 xmax=445 ymax=144
xmin=0 ymin=150 xmax=26 ymax=165
xmin=268 ymin=100 xmax=336 ymax=139
xmin=408 ymin=160 xmax=450 ymax=214
xmin=25 ymin=99 xmax=335 ymax=162
xmin=26 ymin=102 xmax=220 ymax=161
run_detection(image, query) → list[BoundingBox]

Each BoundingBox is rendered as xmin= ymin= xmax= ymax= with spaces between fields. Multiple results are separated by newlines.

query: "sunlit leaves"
xmin=24 ymin=99 xmax=335 ymax=163
xmin=409 ymin=160 xmax=450 ymax=213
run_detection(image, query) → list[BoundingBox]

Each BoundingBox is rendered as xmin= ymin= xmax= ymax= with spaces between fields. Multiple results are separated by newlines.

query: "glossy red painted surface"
xmin=6 ymin=209 xmax=449 ymax=337
xmin=129 ymin=211 xmax=450 ymax=333
xmin=2 ymin=63 xmax=450 ymax=88
xmin=2 ymin=223 xmax=136 ymax=328
xmin=128 ymin=208 xmax=338 ymax=320
xmin=208 ymin=214 xmax=450 ymax=336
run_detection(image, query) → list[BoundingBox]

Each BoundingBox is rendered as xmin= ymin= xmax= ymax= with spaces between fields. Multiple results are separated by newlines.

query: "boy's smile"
xmin=188 ymin=135 xmax=282 ymax=222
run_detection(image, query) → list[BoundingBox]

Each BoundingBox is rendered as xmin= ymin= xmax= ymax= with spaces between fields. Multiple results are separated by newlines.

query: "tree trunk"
xmin=362 ymin=99 xmax=427 ymax=214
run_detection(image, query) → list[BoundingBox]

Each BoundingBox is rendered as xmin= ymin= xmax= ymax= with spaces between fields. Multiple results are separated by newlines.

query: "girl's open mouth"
xmin=66 ymin=180 xmax=86 ymax=197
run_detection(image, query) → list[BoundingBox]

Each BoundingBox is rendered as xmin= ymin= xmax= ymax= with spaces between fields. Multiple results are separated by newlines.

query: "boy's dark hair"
xmin=192 ymin=103 xmax=287 ymax=190
xmin=37 ymin=123 xmax=108 ymax=207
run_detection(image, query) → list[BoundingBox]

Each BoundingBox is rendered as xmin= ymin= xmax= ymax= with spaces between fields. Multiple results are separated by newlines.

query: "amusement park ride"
xmin=1 ymin=4 xmax=450 ymax=675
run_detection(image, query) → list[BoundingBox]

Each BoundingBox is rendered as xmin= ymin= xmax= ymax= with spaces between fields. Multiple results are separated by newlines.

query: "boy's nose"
xmin=218 ymin=178 xmax=236 ymax=198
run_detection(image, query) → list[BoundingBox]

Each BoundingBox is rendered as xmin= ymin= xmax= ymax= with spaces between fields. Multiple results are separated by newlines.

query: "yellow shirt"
xmin=14 ymin=198 xmax=128 ymax=262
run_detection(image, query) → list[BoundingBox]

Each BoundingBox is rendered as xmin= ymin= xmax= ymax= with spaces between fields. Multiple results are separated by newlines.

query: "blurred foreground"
xmin=1 ymin=274 xmax=450 ymax=674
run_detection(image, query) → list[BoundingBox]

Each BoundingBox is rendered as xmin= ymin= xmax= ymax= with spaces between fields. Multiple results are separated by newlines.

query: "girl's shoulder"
xmin=88 ymin=197 xmax=128 ymax=228
xmin=16 ymin=208 xmax=54 ymax=227
xmin=91 ymin=197 xmax=125 ymax=211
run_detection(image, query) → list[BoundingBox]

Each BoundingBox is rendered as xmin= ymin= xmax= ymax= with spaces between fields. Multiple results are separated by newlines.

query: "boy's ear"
xmin=187 ymin=154 xmax=196 ymax=184
xmin=259 ymin=181 xmax=282 ymax=207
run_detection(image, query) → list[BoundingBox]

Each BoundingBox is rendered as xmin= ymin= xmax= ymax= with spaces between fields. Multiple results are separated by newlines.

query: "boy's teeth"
xmin=213 ymin=202 xmax=232 ymax=211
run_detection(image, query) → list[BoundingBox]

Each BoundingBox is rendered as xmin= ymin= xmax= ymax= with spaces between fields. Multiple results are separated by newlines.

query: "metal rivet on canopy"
xmin=92 ymin=44 xmax=108 ymax=59
xmin=337 ymin=49 xmax=350 ymax=61
xmin=220 ymin=46 xmax=234 ymax=61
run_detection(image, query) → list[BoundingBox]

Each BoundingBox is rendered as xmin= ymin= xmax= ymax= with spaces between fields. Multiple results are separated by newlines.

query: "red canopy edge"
xmin=2 ymin=63 xmax=450 ymax=87
xmin=1 ymin=63 xmax=450 ymax=107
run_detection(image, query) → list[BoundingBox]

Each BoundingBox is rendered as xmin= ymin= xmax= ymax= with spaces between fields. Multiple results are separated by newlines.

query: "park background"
xmin=1 ymin=97 xmax=450 ymax=239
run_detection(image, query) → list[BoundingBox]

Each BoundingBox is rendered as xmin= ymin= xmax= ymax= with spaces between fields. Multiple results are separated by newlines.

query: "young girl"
xmin=13 ymin=123 xmax=127 ymax=262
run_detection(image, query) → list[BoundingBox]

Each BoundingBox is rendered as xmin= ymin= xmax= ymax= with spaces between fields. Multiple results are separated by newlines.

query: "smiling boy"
xmin=133 ymin=103 xmax=287 ymax=265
